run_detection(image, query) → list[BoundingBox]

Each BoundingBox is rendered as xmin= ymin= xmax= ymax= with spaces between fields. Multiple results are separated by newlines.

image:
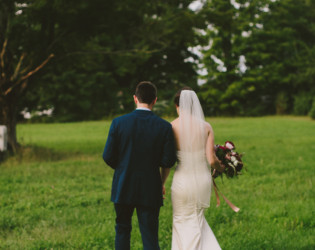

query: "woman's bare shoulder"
xmin=204 ymin=121 xmax=213 ymax=134
xmin=171 ymin=117 xmax=179 ymax=126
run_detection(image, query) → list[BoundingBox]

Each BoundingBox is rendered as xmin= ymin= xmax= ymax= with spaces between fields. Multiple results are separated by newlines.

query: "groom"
xmin=103 ymin=81 xmax=177 ymax=250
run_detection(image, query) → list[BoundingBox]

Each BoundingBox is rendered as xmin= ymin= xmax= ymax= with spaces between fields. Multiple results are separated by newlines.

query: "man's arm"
xmin=160 ymin=125 xmax=176 ymax=198
xmin=161 ymin=167 xmax=171 ymax=186
xmin=102 ymin=120 xmax=118 ymax=169
xmin=160 ymin=167 xmax=171 ymax=199
xmin=160 ymin=124 xmax=177 ymax=169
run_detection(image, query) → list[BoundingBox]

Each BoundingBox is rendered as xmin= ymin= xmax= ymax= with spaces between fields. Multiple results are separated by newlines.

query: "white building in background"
xmin=20 ymin=107 xmax=54 ymax=120
xmin=0 ymin=126 xmax=8 ymax=151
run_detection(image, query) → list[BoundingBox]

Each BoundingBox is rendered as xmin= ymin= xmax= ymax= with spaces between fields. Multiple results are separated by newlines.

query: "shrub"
xmin=293 ymin=92 xmax=313 ymax=115
xmin=309 ymin=99 xmax=315 ymax=120
xmin=275 ymin=92 xmax=289 ymax=115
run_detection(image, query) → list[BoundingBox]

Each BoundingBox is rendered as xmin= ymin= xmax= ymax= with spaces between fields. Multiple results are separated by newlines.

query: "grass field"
xmin=0 ymin=116 xmax=314 ymax=249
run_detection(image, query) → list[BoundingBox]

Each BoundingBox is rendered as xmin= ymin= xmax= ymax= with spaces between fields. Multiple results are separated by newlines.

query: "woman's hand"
xmin=212 ymin=158 xmax=225 ymax=173
xmin=218 ymin=160 xmax=226 ymax=173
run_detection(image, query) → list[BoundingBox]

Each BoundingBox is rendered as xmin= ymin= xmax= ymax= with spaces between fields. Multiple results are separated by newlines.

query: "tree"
xmin=24 ymin=0 xmax=203 ymax=120
xmin=1 ymin=0 xmax=115 ymax=150
xmin=241 ymin=0 xmax=315 ymax=114
xmin=1 ymin=0 xmax=202 ymax=151
xmin=198 ymin=0 xmax=248 ymax=115
xmin=198 ymin=0 xmax=314 ymax=116
xmin=0 ymin=1 xmax=54 ymax=151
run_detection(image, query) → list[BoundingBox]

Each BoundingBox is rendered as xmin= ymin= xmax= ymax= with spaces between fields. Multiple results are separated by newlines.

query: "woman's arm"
xmin=205 ymin=123 xmax=225 ymax=172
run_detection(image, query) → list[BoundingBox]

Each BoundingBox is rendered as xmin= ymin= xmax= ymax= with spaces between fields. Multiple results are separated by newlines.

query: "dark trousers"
xmin=114 ymin=203 xmax=160 ymax=250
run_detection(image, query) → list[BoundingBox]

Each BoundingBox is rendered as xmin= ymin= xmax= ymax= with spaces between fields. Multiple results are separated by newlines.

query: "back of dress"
xmin=172 ymin=90 xmax=212 ymax=210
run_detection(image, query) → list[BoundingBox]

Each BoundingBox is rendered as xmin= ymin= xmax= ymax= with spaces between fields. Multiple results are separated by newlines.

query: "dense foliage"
xmin=0 ymin=0 xmax=314 ymax=149
xmin=199 ymin=0 xmax=315 ymax=116
xmin=21 ymin=0 xmax=201 ymax=121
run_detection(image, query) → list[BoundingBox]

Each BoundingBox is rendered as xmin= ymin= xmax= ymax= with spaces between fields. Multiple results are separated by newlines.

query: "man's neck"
xmin=136 ymin=103 xmax=152 ymax=110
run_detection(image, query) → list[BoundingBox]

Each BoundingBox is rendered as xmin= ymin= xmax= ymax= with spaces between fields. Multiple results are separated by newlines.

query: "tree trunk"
xmin=0 ymin=50 xmax=54 ymax=154
xmin=0 ymin=92 xmax=19 ymax=152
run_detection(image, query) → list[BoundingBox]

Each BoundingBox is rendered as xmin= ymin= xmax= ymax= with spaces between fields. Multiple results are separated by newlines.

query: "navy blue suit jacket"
xmin=103 ymin=110 xmax=177 ymax=208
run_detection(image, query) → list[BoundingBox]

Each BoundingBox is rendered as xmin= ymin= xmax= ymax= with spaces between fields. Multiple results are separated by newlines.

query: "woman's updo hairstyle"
xmin=174 ymin=86 xmax=193 ymax=106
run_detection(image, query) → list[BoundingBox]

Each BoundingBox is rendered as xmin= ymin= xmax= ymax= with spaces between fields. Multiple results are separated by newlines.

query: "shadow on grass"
xmin=1 ymin=145 xmax=79 ymax=164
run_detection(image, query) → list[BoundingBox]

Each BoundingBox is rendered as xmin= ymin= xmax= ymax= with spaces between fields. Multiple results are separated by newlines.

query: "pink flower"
xmin=219 ymin=146 xmax=226 ymax=150
xmin=225 ymin=154 xmax=231 ymax=160
xmin=225 ymin=141 xmax=235 ymax=150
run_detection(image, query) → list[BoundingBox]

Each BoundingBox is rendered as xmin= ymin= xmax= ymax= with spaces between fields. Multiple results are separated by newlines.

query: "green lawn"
xmin=0 ymin=117 xmax=314 ymax=249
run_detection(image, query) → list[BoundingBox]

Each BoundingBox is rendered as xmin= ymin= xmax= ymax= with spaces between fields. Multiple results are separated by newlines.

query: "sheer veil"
xmin=179 ymin=90 xmax=206 ymax=152
xmin=178 ymin=90 xmax=211 ymax=209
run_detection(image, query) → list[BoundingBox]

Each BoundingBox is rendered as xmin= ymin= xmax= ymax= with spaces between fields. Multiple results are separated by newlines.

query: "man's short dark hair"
xmin=135 ymin=81 xmax=157 ymax=104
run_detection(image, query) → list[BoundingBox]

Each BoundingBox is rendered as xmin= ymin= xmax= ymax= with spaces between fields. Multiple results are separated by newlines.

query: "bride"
xmin=162 ymin=87 xmax=224 ymax=250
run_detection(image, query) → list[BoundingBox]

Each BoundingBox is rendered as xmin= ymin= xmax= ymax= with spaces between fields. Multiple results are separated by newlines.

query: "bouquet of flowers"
xmin=212 ymin=141 xmax=244 ymax=179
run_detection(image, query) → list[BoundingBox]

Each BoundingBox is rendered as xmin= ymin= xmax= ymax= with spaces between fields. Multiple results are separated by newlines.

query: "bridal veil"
xmin=177 ymin=90 xmax=211 ymax=209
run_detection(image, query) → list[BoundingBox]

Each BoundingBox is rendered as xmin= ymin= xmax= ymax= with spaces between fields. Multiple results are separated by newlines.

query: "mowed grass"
xmin=0 ymin=117 xmax=314 ymax=249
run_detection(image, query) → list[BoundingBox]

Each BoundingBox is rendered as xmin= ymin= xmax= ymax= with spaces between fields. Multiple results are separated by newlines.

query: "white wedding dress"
xmin=171 ymin=90 xmax=221 ymax=250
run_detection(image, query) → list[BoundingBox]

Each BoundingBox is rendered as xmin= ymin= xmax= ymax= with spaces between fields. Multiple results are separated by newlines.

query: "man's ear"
xmin=152 ymin=97 xmax=157 ymax=105
xmin=133 ymin=95 xmax=138 ymax=104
